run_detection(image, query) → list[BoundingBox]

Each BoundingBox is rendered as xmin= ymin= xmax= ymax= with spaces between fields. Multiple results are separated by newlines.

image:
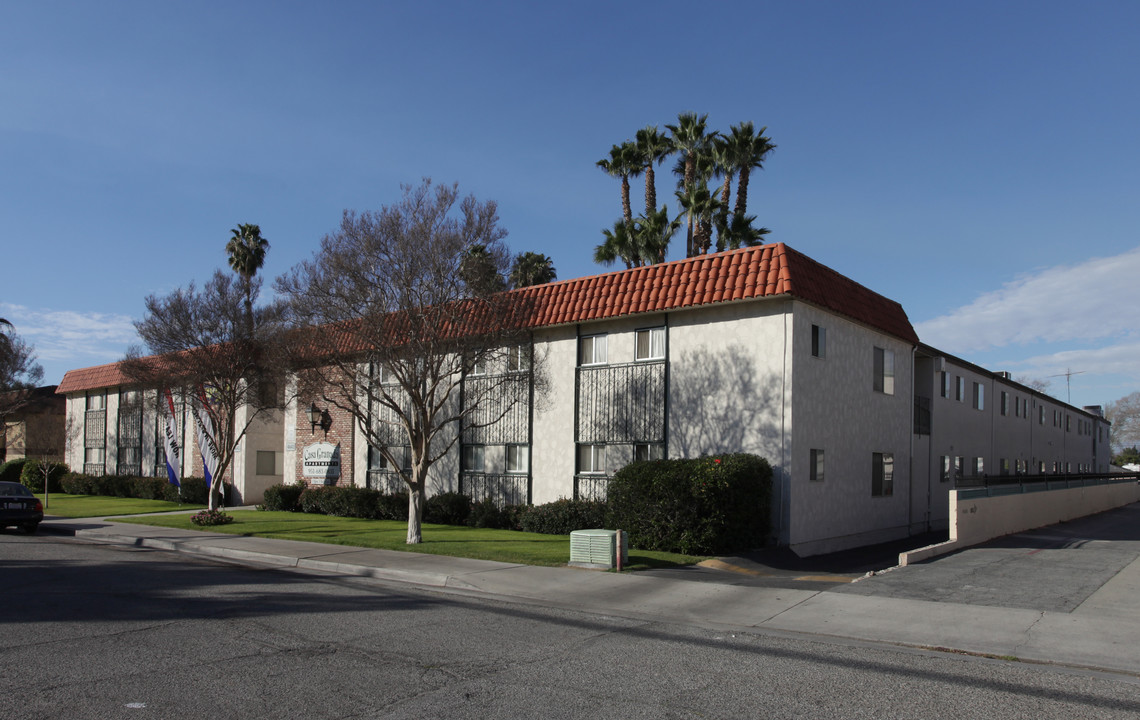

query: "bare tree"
xmin=275 ymin=179 xmax=537 ymax=544
xmin=125 ymin=270 xmax=286 ymax=510
xmin=1106 ymin=391 xmax=1140 ymax=453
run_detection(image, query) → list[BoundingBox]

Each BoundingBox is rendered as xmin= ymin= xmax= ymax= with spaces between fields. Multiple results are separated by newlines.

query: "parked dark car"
xmin=0 ymin=481 xmax=43 ymax=533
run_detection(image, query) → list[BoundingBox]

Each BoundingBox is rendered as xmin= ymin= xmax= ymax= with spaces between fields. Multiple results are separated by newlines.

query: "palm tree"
xmin=460 ymin=244 xmax=507 ymax=296
xmin=716 ymin=212 xmax=771 ymax=251
xmin=509 ymin=251 xmax=557 ymax=288
xmin=727 ymin=122 xmax=776 ymax=222
xmin=595 ymin=219 xmax=640 ymax=269
xmin=634 ymin=206 xmax=682 ymax=265
xmin=634 ymin=126 xmax=673 ymax=218
xmin=712 ymin=134 xmax=737 ymax=251
xmin=665 ymin=113 xmax=713 ymax=256
xmin=225 ymin=223 xmax=270 ymax=334
xmin=596 ymin=141 xmax=641 ymax=230
xmin=675 ymin=183 xmax=721 ymax=256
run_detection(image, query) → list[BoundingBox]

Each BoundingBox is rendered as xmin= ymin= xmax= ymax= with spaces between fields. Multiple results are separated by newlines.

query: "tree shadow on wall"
xmin=669 ymin=344 xmax=784 ymax=459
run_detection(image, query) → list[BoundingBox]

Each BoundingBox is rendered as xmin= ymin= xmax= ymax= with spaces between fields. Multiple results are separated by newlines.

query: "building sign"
xmin=303 ymin=442 xmax=341 ymax=482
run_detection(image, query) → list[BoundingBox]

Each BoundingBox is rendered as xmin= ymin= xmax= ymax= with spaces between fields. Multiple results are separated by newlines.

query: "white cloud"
xmin=915 ymin=245 xmax=1140 ymax=354
xmin=0 ymin=303 xmax=138 ymax=365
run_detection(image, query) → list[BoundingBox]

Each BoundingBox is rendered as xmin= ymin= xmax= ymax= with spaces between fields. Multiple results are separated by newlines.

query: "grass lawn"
xmin=111 ymin=510 xmax=708 ymax=571
xmin=37 ymin=494 xmax=206 ymax=518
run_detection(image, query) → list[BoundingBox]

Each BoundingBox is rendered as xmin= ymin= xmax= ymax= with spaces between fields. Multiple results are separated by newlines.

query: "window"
xmin=462 ymin=444 xmax=485 ymax=472
xmin=506 ymin=445 xmax=529 ymax=474
xmin=974 ymin=457 xmax=985 ymax=476
xmin=811 ymin=325 xmax=826 ymax=358
xmin=1039 ymin=406 xmax=1045 ymax=425
xmin=634 ymin=443 xmax=664 ymax=462
xmin=955 ymin=456 xmax=964 ymax=481
xmin=972 ymin=382 xmax=984 ymax=410
xmin=1066 ymin=415 xmax=1071 ymax=432
xmin=873 ymin=347 xmax=895 ymax=395
xmin=635 ymin=327 xmax=666 ymax=361
xmin=577 ymin=444 xmax=606 ymax=474
xmin=940 ymin=372 xmax=950 ymax=398
xmin=1039 ymin=461 xmax=1046 ymax=473
xmin=1001 ymin=391 xmax=1009 ymax=416
xmin=256 ymin=451 xmax=281 ymax=476
xmin=368 ymin=446 xmax=388 ymax=470
xmin=810 ymin=449 xmax=825 ymax=482
xmin=1000 ymin=458 xmax=1010 ymax=475
xmin=467 ymin=357 xmax=487 ymax=376
xmin=939 ymin=456 xmax=951 ymax=482
xmin=579 ymin=334 xmax=608 ymax=366
xmin=507 ymin=345 xmax=529 ymax=373
xmin=84 ymin=447 xmax=105 ymax=465
xmin=956 ymin=376 xmax=965 ymax=402
xmin=872 ymin=452 xmax=894 ymax=497
xmin=87 ymin=393 xmax=105 ymax=411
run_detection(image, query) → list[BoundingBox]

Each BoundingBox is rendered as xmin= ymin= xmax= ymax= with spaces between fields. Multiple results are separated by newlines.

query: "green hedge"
xmin=519 ymin=498 xmax=606 ymax=535
xmin=57 ymin=472 xmax=210 ymax=505
xmin=604 ymin=454 xmax=772 ymax=555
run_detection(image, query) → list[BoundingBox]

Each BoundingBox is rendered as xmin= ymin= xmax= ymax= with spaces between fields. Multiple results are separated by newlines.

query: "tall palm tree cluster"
xmin=595 ymin=113 xmax=775 ymax=268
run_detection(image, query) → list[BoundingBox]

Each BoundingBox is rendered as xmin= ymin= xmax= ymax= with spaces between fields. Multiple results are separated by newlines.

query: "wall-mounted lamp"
xmin=309 ymin=402 xmax=332 ymax=437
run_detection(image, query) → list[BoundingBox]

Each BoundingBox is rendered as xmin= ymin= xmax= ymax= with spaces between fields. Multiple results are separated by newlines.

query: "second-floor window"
xmin=635 ymin=327 xmax=665 ymax=361
xmin=579 ymin=334 xmax=608 ymax=366
xmin=873 ymin=347 xmax=895 ymax=395
xmin=462 ymin=445 xmax=485 ymax=473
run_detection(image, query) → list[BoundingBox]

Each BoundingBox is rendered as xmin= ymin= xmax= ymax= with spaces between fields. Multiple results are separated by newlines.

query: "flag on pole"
xmin=162 ymin=388 xmax=181 ymax=488
xmin=192 ymin=387 xmax=221 ymax=489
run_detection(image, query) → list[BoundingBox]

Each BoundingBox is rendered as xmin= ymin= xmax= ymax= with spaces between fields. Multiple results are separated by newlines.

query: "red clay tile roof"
xmin=56 ymin=361 xmax=134 ymax=396
xmin=56 ymin=243 xmax=918 ymax=395
xmin=512 ymin=242 xmax=919 ymax=342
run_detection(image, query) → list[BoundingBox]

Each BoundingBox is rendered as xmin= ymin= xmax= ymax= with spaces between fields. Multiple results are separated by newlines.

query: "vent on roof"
xmin=997 ymin=371 xmax=1013 ymax=380
xmin=569 ymin=529 xmax=628 ymax=569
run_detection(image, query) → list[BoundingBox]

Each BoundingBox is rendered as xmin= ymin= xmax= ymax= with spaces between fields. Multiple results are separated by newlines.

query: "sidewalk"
xmin=37 ymin=513 xmax=1140 ymax=677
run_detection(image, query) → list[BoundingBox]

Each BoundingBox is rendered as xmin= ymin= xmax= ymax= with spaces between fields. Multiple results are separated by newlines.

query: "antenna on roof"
xmin=1046 ymin=368 xmax=1086 ymax=404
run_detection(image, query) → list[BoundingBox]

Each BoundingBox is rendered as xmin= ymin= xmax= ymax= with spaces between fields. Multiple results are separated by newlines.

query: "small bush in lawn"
xmin=518 ymin=499 xmax=606 ymax=535
xmin=0 ymin=459 xmax=28 ymax=484
xmin=604 ymin=453 xmax=772 ymax=555
xmin=262 ymin=482 xmax=305 ymax=512
xmin=376 ymin=492 xmax=408 ymax=520
xmin=424 ymin=491 xmax=471 ymax=526
xmin=190 ymin=509 xmax=233 ymax=526
xmin=19 ymin=459 xmax=69 ymax=493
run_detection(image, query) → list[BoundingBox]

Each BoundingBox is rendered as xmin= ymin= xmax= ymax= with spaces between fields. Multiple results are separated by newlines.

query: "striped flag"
xmin=162 ymin=388 xmax=181 ymax=488
xmin=192 ymin=388 xmax=221 ymax=488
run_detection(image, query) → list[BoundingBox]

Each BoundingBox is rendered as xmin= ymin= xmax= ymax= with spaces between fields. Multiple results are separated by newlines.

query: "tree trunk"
xmin=735 ymin=167 xmax=751 ymax=219
xmin=406 ymin=482 xmax=424 ymax=544
xmin=645 ymin=165 xmax=656 ymax=217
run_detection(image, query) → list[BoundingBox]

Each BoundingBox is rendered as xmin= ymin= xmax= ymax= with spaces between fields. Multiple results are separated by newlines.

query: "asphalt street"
xmin=4 ymin=533 xmax=1140 ymax=719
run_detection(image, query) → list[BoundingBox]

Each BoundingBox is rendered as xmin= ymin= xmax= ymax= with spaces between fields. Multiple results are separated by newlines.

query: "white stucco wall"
xmin=789 ymin=303 xmax=914 ymax=555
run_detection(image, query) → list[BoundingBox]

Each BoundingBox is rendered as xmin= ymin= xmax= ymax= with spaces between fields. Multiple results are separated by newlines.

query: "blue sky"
xmin=2 ymin=1 xmax=1138 ymax=412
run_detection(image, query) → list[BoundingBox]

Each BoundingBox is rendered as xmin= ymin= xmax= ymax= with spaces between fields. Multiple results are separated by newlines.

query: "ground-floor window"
xmin=872 ymin=452 xmax=894 ymax=497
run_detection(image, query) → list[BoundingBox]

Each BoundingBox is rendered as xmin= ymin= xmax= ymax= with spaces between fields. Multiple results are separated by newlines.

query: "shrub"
xmin=19 ymin=459 xmax=69 ymax=493
xmin=519 ymin=498 xmax=606 ymax=535
xmin=376 ymin=492 xmax=408 ymax=520
xmin=129 ymin=476 xmax=169 ymax=500
xmin=299 ymin=486 xmax=330 ymax=514
xmin=466 ymin=498 xmax=524 ymax=529
xmin=604 ymin=454 xmax=772 ymax=555
xmin=262 ymin=483 xmax=305 ymax=512
xmin=168 ymin=477 xmax=210 ymax=505
xmin=190 ymin=509 xmax=233 ymax=526
xmin=0 ymin=459 xmax=27 ymax=484
xmin=424 ymin=491 xmax=471 ymax=526
xmin=61 ymin=472 xmax=98 ymax=495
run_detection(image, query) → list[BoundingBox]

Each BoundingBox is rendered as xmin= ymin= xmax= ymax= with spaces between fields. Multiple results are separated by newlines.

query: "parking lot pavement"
xmin=831 ymin=502 xmax=1140 ymax=613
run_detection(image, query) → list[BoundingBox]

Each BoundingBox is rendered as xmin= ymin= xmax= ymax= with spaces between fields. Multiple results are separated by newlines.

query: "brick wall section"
xmin=294 ymin=399 xmax=356 ymax=488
